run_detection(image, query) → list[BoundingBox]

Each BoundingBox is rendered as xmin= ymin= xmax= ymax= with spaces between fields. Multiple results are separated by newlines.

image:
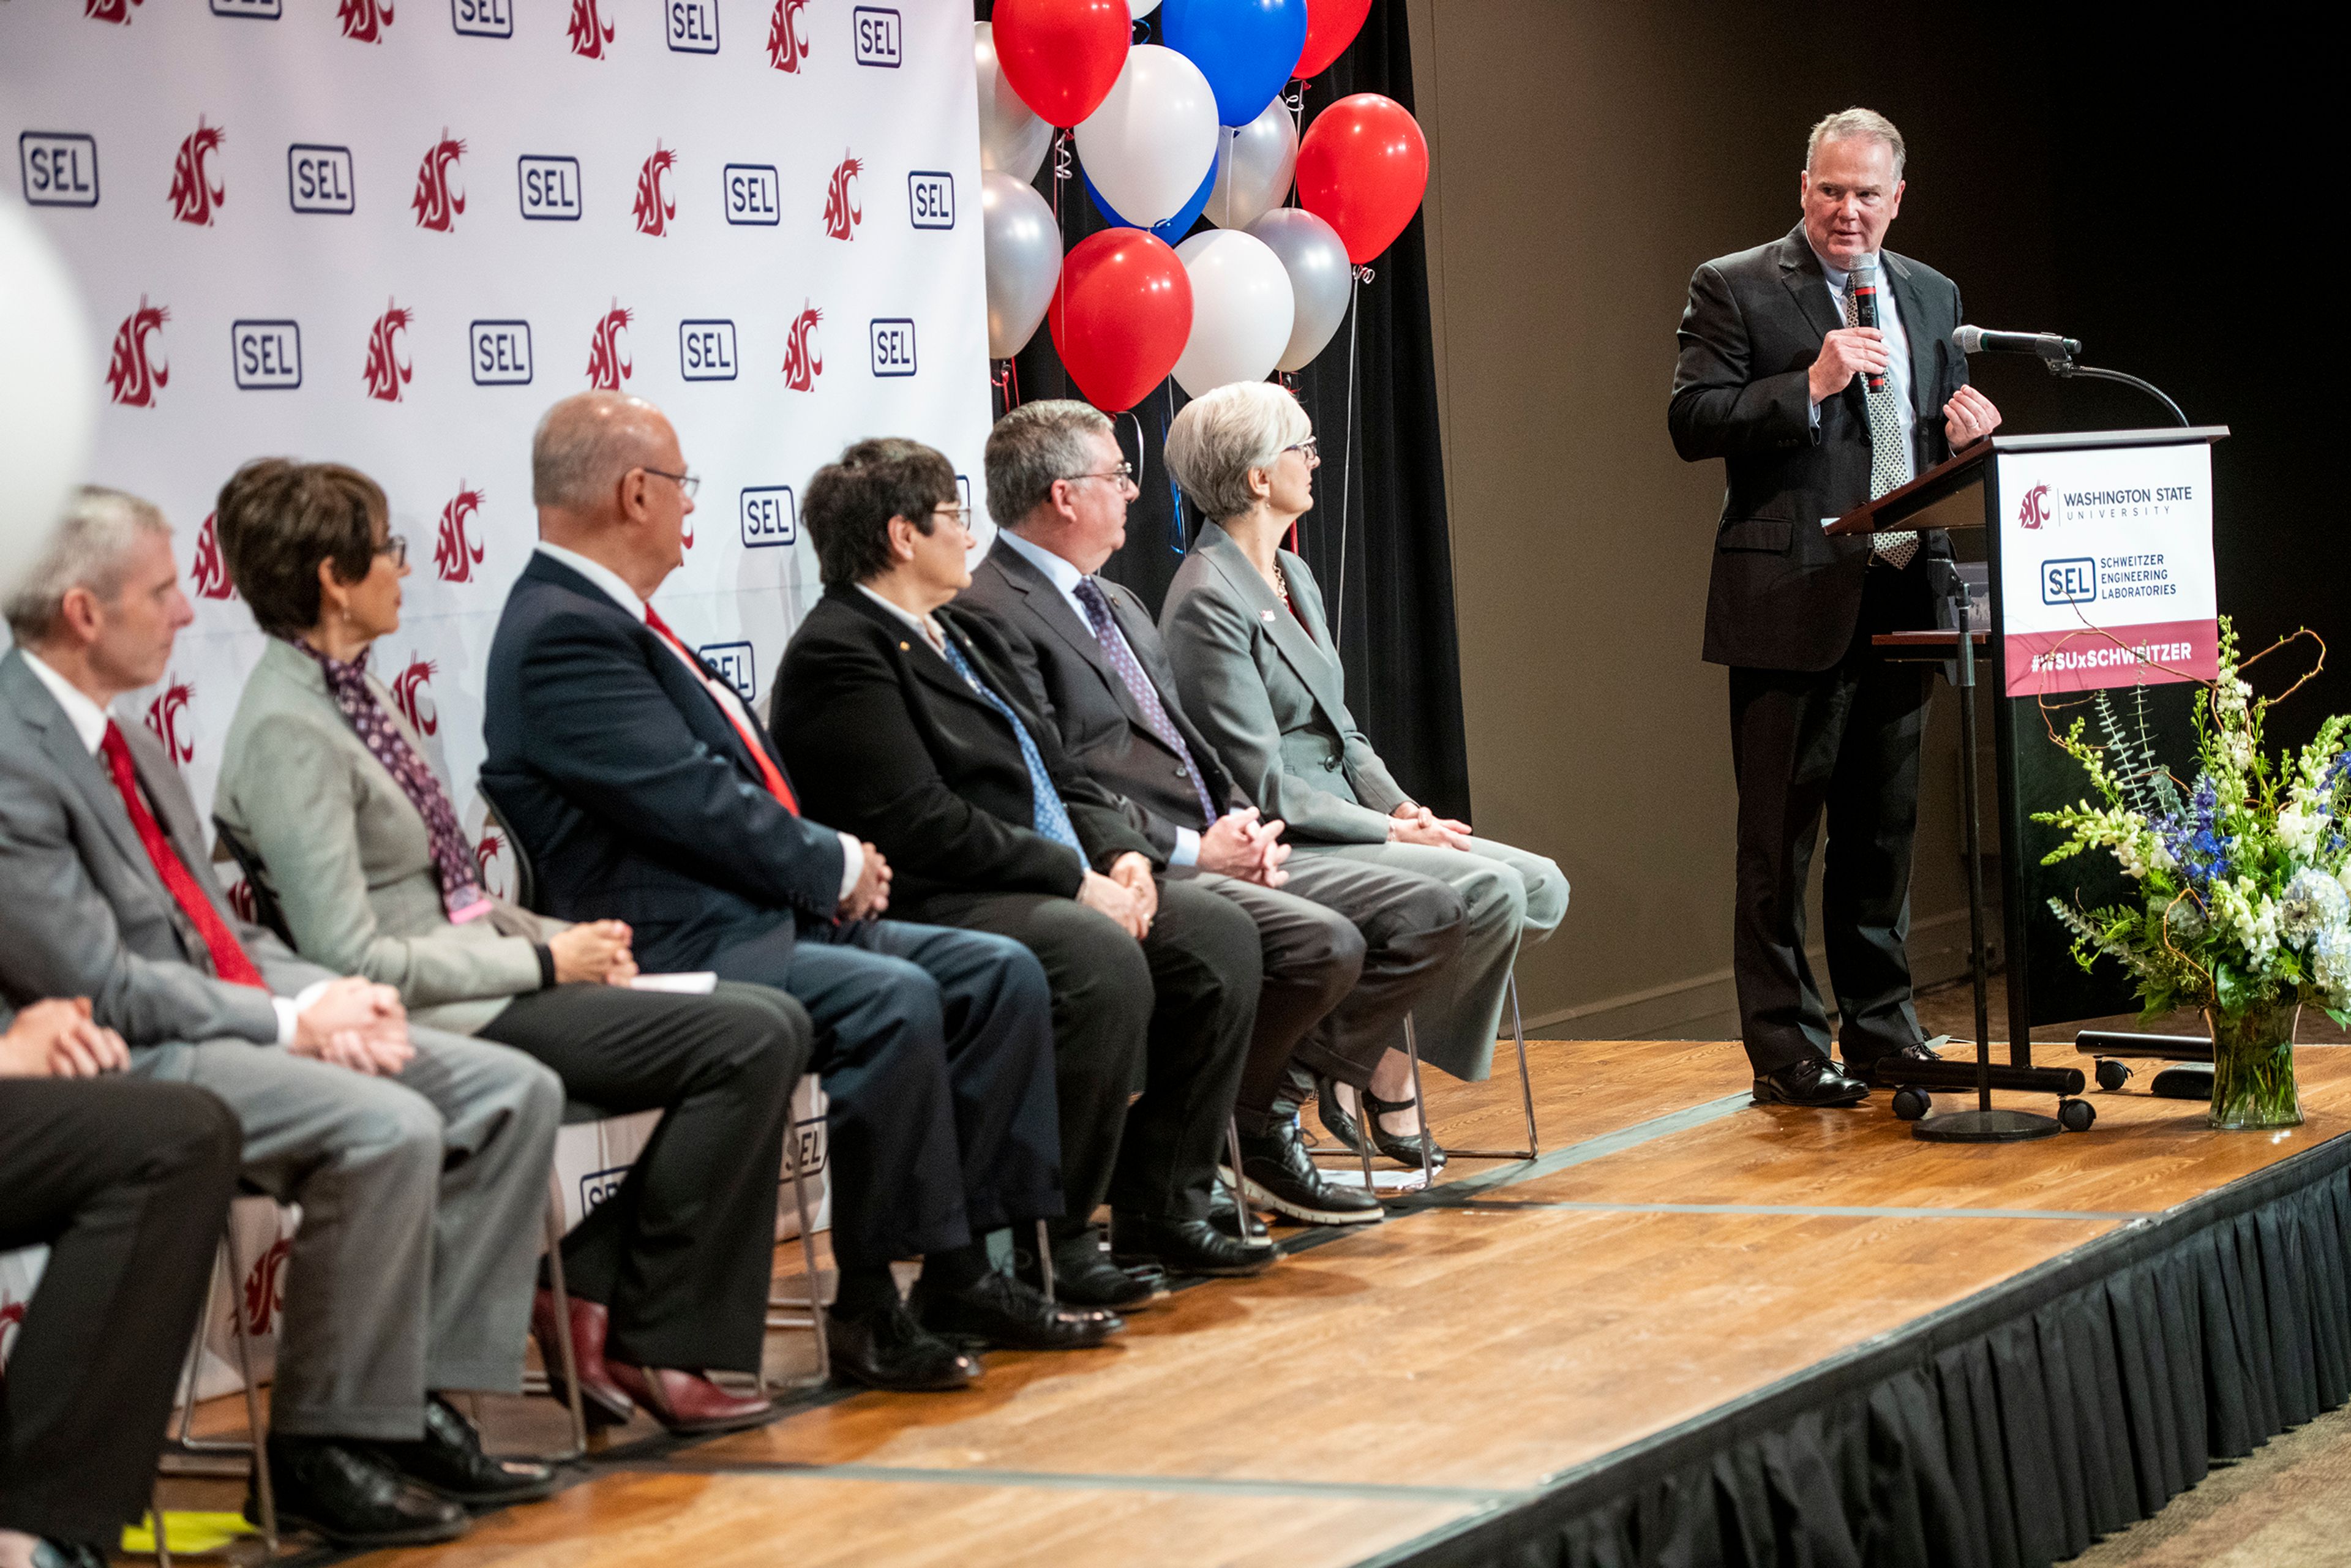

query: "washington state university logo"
xmin=337 ymin=0 xmax=394 ymax=42
xmin=362 ymin=301 xmax=414 ymax=402
xmin=145 ymin=675 xmax=195 ymax=767
xmin=781 ymin=302 xmax=823 ymax=391
xmin=168 ymin=118 xmax=227 ymax=227
xmin=475 ymin=827 xmax=516 ymax=902
xmin=105 ymin=298 xmax=170 ymax=408
xmin=2018 ymin=482 xmax=2051 ymax=530
xmin=586 ymin=302 xmax=633 ymax=390
xmin=191 ymin=512 xmax=238 ymax=601
xmin=388 ymin=658 xmax=438 ymax=736
xmin=767 ymin=0 xmax=810 ymax=71
xmin=225 ymin=879 xmax=260 ymax=925
xmin=632 ymin=143 xmax=678 ymax=236
xmin=244 ymin=1234 xmax=293 ymax=1335
xmin=434 ymin=486 xmax=487 ymax=582
xmin=0 ymin=1296 xmax=25 ymax=1382
xmin=567 ymin=0 xmax=615 ymax=58
xmin=822 ymin=152 xmax=863 ymax=241
xmin=84 ymin=0 xmax=141 ymax=23
xmin=411 ymin=132 xmax=466 ymax=232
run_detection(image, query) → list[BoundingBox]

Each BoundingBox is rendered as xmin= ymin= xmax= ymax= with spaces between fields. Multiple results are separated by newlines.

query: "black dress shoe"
xmin=827 ymin=1297 xmax=982 ymax=1391
xmin=1752 ymin=1056 xmax=1872 ymax=1107
xmin=1014 ymin=1228 xmax=1168 ymax=1308
xmin=256 ymin=1433 xmax=469 ymax=1546
xmin=1231 ymin=1119 xmax=1384 ymax=1226
xmin=1205 ymin=1180 xmax=1272 ymax=1244
xmin=1853 ymin=1038 xmax=1947 ymax=1082
xmin=913 ymin=1269 xmax=1123 ymax=1351
xmin=1111 ymin=1212 xmax=1276 ymax=1277
xmin=27 ymin=1539 xmax=107 ymax=1568
xmin=1317 ymin=1075 xmax=1448 ymax=1170
xmin=369 ymin=1394 xmax=558 ymax=1509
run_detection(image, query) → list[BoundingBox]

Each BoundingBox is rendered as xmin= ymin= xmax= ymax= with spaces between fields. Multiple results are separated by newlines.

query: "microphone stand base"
xmin=1911 ymin=1106 xmax=2064 ymax=1144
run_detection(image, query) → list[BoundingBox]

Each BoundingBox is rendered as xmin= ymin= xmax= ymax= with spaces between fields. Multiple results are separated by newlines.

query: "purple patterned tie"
xmin=1071 ymin=578 xmax=1220 ymax=826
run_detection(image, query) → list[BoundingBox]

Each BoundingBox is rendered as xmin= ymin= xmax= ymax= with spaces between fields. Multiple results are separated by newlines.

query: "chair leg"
xmin=1221 ymin=1117 xmax=1265 ymax=1246
xmin=1436 ymin=973 xmax=1542 ymax=1162
xmin=540 ymin=1187 xmax=589 ymax=1462
xmin=170 ymin=1242 xmax=220 ymax=1452
xmin=1034 ymin=1219 xmax=1056 ymax=1304
xmin=1401 ymin=1016 xmax=1436 ymax=1191
xmin=219 ymin=1223 xmax=277 ymax=1560
xmin=151 ymin=1482 xmax=171 ymax=1568
xmin=781 ymin=1143 xmax=829 ymax=1389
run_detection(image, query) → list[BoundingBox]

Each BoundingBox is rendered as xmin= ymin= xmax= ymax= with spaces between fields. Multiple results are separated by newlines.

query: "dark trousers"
xmin=710 ymin=917 xmax=1062 ymax=1270
xmin=907 ymin=879 xmax=1260 ymax=1228
xmin=0 ymin=1077 xmax=240 ymax=1551
xmin=1729 ymin=564 xmax=1936 ymax=1075
xmin=476 ymin=982 xmax=806 ymax=1374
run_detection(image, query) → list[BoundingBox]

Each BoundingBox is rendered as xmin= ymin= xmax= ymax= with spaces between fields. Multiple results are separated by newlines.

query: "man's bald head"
xmin=532 ymin=391 xmax=675 ymax=514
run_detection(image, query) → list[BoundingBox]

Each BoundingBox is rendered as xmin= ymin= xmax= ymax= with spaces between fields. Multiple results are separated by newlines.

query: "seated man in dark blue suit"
xmin=482 ymin=391 xmax=1117 ymax=1382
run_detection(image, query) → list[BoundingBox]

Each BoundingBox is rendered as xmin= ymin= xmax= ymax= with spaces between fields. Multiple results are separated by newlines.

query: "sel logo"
xmin=666 ymin=0 xmax=718 ymax=52
xmin=908 ymin=170 xmax=953 ymax=229
xmin=84 ymin=0 xmax=142 ymax=26
xmin=586 ymin=302 xmax=633 ymax=389
xmin=699 ymin=641 xmax=756 ymax=703
xmin=680 ymin=320 xmax=738 ymax=381
xmin=568 ymin=0 xmax=615 ymax=58
xmin=411 ymin=132 xmax=466 ymax=231
xmin=2019 ymin=482 xmax=2052 ymax=530
xmin=434 ymin=486 xmax=487 ymax=582
xmin=190 ymin=512 xmax=238 ymax=601
xmin=105 ymin=297 xmax=169 ymax=408
xmin=231 ymin=320 xmax=301 ymax=389
xmin=167 ymin=118 xmax=227 ymax=227
xmin=2041 ymin=557 xmax=2097 ymax=607
xmin=470 ymin=320 xmax=533 ymax=385
xmin=287 ymin=144 xmax=355 ymax=214
xmin=821 ymin=151 xmax=863 ymax=239
xmin=144 ymin=674 xmax=195 ymax=765
xmin=724 ymin=162 xmax=779 ymax=225
xmin=767 ymin=0 xmax=809 ymax=70
xmin=781 ymin=301 xmax=822 ymax=391
xmin=869 ymin=317 xmax=915 ymax=377
xmin=362 ymin=300 xmax=414 ymax=402
xmin=518 ymin=155 xmax=582 ymax=220
xmin=633 ymin=143 xmax=678 ymax=236
xmin=20 ymin=132 xmax=99 ymax=207
xmin=337 ymin=0 xmax=394 ymax=43
xmin=212 ymin=0 xmax=281 ymax=15
xmin=852 ymin=5 xmax=899 ymax=66
xmin=740 ymin=484 xmax=795 ymax=548
xmin=451 ymin=0 xmax=511 ymax=36
xmin=388 ymin=656 xmax=439 ymax=735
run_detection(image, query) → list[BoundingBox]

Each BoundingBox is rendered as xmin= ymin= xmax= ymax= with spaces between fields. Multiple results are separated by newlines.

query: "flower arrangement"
xmin=2033 ymin=618 xmax=2346 ymax=1128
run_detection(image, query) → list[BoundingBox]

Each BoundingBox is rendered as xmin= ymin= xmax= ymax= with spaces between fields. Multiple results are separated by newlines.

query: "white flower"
xmin=2314 ymin=923 xmax=2351 ymax=1006
xmin=2279 ymin=806 xmax=2325 ymax=859
xmin=2281 ymin=867 xmax=2351 ymax=943
xmin=2339 ymin=862 xmax=2351 ymax=899
xmin=2211 ymin=876 xmax=2283 ymax=967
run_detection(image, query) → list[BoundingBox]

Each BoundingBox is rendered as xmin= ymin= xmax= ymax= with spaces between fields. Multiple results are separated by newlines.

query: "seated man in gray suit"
xmin=958 ymin=400 xmax=1468 ymax=1226
xmin=0 ymin=489 xmax=564 ymax=1550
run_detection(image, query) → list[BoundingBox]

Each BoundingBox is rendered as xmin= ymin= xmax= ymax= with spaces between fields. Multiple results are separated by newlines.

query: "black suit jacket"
xmin=479 ymin=550 xmax=846 ymax=972
xmin=956 ymin=538 xmax=1239 ymax=858
xmin=1669 ymin=224 xmax=1968 ymax=672
xmin=769 ymin=585 xmax=1160 ymax=909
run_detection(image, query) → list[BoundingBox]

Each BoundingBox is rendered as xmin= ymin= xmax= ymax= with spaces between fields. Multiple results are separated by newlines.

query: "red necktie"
xmin=99 ymin=721 xmax=266 ymax=989
xmin=642 ymin=606 xmax=800 ymax=815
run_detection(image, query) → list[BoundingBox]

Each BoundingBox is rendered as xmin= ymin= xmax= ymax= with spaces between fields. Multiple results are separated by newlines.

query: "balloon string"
xmin=1331 ymin=267 xmax=1362 ymax=656
xmin=1051 ymin=128 xmax=1070 ymax=400
xmin=1161 ymin=383 xmax=1188 ymax=555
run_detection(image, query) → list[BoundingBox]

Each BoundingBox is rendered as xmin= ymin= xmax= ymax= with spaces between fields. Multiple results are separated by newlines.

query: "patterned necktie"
xmin=938 ymin=634 xmax=1082 ymax=852
xmin=99 ymin=722 xmax=266 ymax=988
xmin=1846 ymin=282 xmax=1921 ymax=569
xmin=1071 ymin=578 xmax=1220 ymax=826
xmin=643 ymin=604 xmax=800 ymax=814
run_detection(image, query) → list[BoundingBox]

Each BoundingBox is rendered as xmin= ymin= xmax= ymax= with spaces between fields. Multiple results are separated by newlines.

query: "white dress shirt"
xmin=1807 ymin=245 xmax=1919 ymax=477
xmin=534 ymin=541 xmax=861 ymax=899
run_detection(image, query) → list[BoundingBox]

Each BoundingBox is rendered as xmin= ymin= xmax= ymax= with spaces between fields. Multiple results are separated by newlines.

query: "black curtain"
xmin=973 ymin=0 xmax=1472 ymax=817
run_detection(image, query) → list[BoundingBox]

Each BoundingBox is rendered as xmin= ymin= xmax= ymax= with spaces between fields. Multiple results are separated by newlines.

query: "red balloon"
xmin=1295 ymin=0 xmax=1373 ymax=80
xmin=1295 ymin=92 xmax=1427 ymax=265
xmin=992 ymin=0 xmax=1131 ymax=129
xmin=1049 ymin=230 xmax=1193 ymax=413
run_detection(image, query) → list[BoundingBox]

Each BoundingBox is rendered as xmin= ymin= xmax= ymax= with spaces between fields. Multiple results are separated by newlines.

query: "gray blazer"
xmin=213 ymin=638 xmax=555 ymax=1035
xmin=1158 ymin=522 xmax=1409 ymax=846
xmin=0 ymin=647 xmax=336 ymax=1045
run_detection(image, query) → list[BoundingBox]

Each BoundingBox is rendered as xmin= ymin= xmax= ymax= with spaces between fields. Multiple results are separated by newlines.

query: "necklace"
xmin=1271 ymin=563 xmax=1291 ymax=604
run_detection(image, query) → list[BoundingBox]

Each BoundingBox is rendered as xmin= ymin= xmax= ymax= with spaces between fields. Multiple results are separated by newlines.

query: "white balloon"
xmin=0 ymin=197 xmax=99 ymax=598
xmin=1171 ymin=229 xmax=1295 ymax=397
xmin=1247 ymin=206 xmax=1352 ymax=372
xmin=1205 ymin=99 xmax=1299 ymax=232
xmin=981 ymin=170 xmax=1061 ymax=361
xmin=1074 ymin=44 xmax=1218 ymax=227
xmin=975 ymin=22 xmax=1052 ymax=185
xmin=1127 ymin=0 xmax=1160 ymax=15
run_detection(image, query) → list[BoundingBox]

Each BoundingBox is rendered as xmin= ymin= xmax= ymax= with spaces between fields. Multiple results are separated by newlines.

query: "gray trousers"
xmin=130 ymin=1029 xmax=561 ymax=1441
xmin=1292 ymin=835 xmax=1568 ymax=1081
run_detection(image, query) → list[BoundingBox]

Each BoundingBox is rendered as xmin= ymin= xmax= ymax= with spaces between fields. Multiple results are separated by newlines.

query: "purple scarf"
xmin=294 ymin=639 xmax=491 ymax=924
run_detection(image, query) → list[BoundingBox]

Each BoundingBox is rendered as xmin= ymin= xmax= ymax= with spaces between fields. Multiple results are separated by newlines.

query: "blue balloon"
xmin=1085 ymin=158 xmax=1217 ymax=244
xmin=1160 ymin=0 xmax=1308 ymax=129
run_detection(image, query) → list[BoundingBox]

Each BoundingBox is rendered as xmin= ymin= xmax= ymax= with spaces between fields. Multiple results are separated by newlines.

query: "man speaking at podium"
xmin=1669 ymin=108 xmax=2003 ymax=1108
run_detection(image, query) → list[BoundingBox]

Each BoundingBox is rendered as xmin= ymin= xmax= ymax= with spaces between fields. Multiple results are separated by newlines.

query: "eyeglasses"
xmin=375 ymin=534 xmax=409 ymax=568
xmin=933 ymin=503 xmax=977 ymax=528
xmin=640 ymin=465 xmax=702 ymax=501
xmin=1284 ymin=437 xmax=1320 ymax=464
xmin=1063 ymin=462 xmax=1137 ymax=491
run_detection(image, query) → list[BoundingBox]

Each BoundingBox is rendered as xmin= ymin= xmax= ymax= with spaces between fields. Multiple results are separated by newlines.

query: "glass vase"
xmin=2204 ymin=997 xmax=2303 ymax=1131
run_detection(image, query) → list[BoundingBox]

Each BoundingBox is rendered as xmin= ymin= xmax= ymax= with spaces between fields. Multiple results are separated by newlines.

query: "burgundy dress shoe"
xmin=531 ymin=1289 xmax=633 ymax=1428
xmin=606 ymin=1364 xmax=776 ymax=1435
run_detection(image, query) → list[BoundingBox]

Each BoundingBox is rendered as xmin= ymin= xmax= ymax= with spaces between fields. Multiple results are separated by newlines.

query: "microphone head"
xmin=1953 ymin=324 xmax=1985 ymax=353
xmin=1848 ymin=260 xmax=1878 ymax=286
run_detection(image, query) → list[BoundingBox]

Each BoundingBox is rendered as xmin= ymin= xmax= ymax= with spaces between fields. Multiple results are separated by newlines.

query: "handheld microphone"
xmin=1953 ymin=324 xmax=2083 ymax=361
xmin=1848 ymin=261 xmax=1886 ymax=393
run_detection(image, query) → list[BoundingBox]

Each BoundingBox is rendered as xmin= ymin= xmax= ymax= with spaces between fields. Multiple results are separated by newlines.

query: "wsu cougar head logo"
xmin=362 ymin=301 xmax=414 ymax=402
xmin=337 ymin=0 xmax=394 ymax=42
xmin=586 ymin=302 xmax=633 ymax=390
xmin=105 ymin=298 xmax=170 ymax=408
xmin=822 ymin=152 xmax=863 ymax=241
xmin=168 ymin=118 xmax=227 ymax=227
xmin=0 ymin=1296 xmax=26 ymax=1381
xmin=84 ymin=0 xmax=142 ymax=23
xmin=632 ymin=143 xmax=678 ymax=236
xmin=767 ymin=0 xmax=810 ymax=70
xmin=411 ymin=132 xmax=466 ymax=232
xmin=781 ymin=301 xmax=823 ymax=391
xmin=567 ymin=0 xmax=615 ymax=58
xmin=388 ymin=657 xmax=438 ymax=736
xmin=191 ymin=511 xmax=238 ymax=601
xmin=144 ymin=676 xmax=195 ymax=766
xmin=2017 ymin=482 xmax=2052 ymax=530
xmin=225 ymin=879 xmax=260 ymax=924
xmin=474 ymin=827 xmax=516 ymax=901
xmin=243 ymin=1235 xmax=293 ymax=1335
xmin=434 ymin=486 xmax=487 ymax=582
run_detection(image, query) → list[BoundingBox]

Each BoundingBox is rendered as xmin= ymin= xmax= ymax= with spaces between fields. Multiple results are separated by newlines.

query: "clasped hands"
xmin=1809 ymin=327 xmax=2002 ymax=447
xmin=1387 ymin=800 xmax=1473 ymax=849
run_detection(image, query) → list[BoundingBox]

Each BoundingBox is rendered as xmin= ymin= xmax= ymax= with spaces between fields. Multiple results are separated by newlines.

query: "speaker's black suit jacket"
xmin=1670 ymin=224 xmax=1970 ymax=672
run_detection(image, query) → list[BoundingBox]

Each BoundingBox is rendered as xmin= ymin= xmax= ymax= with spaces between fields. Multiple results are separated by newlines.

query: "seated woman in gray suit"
xmin=209 ymin=459 xmax=812 ymax=1433
xmin=1160 ymin=383 xmax=1569 ymax=1167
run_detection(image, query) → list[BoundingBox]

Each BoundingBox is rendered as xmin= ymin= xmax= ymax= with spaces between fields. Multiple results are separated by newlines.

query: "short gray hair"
xmin=1806 ymin=107 xmax=1905 ymax=181
xmin=986 ymin=399 xmax=1112 ymax=529
xmin=1163 ymin=383 xmax=1311 ymax=523
xmin=4 ymin=486 xmax=171 ymax=643
xmin=531 ymin=391 xmax=669 ymax=511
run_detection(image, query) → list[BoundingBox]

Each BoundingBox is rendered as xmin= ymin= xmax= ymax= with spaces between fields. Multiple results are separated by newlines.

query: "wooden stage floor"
xmin=220 ymin=1037 xmax=2351 ymax=1568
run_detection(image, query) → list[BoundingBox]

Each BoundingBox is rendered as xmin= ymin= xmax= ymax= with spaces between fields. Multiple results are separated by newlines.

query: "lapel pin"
xmin=1260 ymin=609 xmax=1277 ymax=623
xmin=899 ymin=640 xmax=911 ymax=651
